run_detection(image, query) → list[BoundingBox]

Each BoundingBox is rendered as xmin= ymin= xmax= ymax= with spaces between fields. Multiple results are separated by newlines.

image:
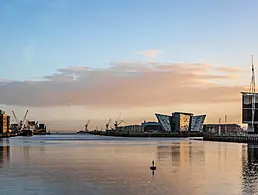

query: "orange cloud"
xmin=0 ymin=61 xmax=246 ymax=109
xmin=215 ymin=66 xmax=243 ymax=73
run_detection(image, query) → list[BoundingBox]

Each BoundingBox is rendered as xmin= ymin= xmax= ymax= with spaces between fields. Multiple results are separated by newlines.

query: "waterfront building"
xmin=203 ymin=123 xmax=243 ymax=135
xmin=115 ymin=112 xmax=206 ymax=133
xmin=241 ymin=92 xmax=258 ymax=134
xmin=242 ymin=56 xmax=258 ymax=134
xmin=0 ymin=110 xmax=9 ymax=134
xmin=155 ymin=112 xmax=206 ymax=132
xmin=155 ymin=114 xmax=172 ymax=132
xmin=116 ymin=125 xmax=142 ymax=133
xmin=172 ymin=112 xmax=193 ymax=132
xmin=141 ymin=121 xmax=162 ymax=132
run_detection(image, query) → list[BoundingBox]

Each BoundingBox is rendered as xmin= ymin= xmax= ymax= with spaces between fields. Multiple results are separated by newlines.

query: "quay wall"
xmin=203 ymin=135 xmax=258 ymax=143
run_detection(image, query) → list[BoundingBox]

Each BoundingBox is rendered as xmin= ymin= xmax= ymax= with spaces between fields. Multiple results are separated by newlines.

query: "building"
xmin=241 ymin=92 xmax=258 ymax=134
xmin=172 ymin=112 xmax=193 ymax=132
xmin=114 ymin=111 xmax=206 ymax=133
xmin=155 ymin=112 xmax=206 ymax=132
xmin=0 ymin=110 xmax=9 ymax=134
xmin=155 ymin=114 xmax=172 ymax=132
xmin=203 ymin=124 xmax=243 ymax=135
xmin=116 ymin=125 xmax=142 ymax=133
xmin=141 ymin=121 xmax=162 ymax=132
xmin=189 ymin=115 xmax=206 ymax=132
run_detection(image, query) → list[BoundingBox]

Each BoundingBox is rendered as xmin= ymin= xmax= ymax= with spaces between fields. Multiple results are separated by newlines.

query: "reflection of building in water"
xmin=157 ymin=142 xmax=205 ymax=167
xmin=242 ymin=144 xmax=258 ymax=195
xmin=0 ymin=139 xmax=10 ymax=166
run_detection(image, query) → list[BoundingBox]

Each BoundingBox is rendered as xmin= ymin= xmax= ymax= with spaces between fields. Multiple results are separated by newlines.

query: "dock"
xmin=203 ymin=134 xmax=258 ymax=143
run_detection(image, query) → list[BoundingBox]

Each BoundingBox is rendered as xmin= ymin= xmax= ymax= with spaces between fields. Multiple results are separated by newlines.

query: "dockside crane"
xmin=21 ymin=110 xmax=29 ymax=130
xmin=12 ymin=111 xmax=18 ymax=124
xmin=114 ymin=113 xmax=126 ymax=130
xmin=85 ymin=119 xmax=91 ymax=132
xmin=106 ymin=118 xmax=111 ymax=130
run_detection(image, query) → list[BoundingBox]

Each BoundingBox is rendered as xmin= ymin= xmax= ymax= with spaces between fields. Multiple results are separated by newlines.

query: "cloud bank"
xmin=0 ymin=61 xmax=245 ymax=108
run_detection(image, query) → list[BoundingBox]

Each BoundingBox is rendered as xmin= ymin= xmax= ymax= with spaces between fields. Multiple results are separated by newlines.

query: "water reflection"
xmin=0 ymin=139 xmax=10 ymax=166
xmin=157 ymin=141 xmax=205 ymax=167
xmin=0 ymin=136 xmax=254 ymax=195
xmin=242 ymin=144 xmax=258 ymax=194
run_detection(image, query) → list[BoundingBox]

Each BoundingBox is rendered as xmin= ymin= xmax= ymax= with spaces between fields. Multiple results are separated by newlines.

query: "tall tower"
xmin=250 ymin=55 xmax=256 ymax=131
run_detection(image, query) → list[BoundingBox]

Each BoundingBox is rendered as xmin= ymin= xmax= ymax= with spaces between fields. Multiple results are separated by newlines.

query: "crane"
xmin=85 ymin=119 xmax=91 ymax=132
xmin=12 ymin=111 xmax=18 ymax=124
xmin=114 ymin=112 xmax=126 ymax=130
xmin=21 ymin=110 xmax=29 ymax=130
xmin=106 ymin=118 xmax=111 ymax=130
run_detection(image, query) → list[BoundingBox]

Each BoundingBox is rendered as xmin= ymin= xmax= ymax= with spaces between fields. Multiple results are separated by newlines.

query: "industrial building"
xmin=155 ymin=112 xmax=206 ymax=132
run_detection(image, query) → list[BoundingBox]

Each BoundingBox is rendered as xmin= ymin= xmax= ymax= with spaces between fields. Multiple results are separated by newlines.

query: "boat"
xmin=20 ymin=129 xmax=33 ymax=136
xmin=77 ymin=130 xmax=86 ymax=134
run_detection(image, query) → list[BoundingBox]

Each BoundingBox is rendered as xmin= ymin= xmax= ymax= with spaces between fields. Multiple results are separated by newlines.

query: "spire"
xmin=250 ymin=55 xmax=255 ymax=93
xmin=249 ymin=55 xmax=256 ymax=130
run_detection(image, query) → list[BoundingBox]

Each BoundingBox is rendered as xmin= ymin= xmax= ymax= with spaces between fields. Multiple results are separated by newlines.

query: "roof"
xmin=141 ymin=121 xmax=161 ymax=125
xmin=241 ymin=92 xmax=258 ymax=95
xmin=172 ymin=112 xmax=193 ymax=116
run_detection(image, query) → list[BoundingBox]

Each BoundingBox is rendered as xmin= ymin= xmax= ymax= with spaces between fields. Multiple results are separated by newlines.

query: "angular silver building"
xmin=189 ymin=115 xmax=206 ymax=132
xmin=155 ymin=113 xmax=171 ymax=132
xmin=155 ymin=112 xmax=206 ymax=132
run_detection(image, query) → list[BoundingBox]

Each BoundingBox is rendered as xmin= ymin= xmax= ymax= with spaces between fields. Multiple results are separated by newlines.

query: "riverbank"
xmin=86 ymin=131 xmax=203 ymax=137
xmin=0 ymin=131 xmax=51 ymax=138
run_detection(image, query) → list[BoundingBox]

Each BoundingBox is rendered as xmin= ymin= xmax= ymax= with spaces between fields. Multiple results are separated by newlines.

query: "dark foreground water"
xmin=0 ymin=134 xmax=257 ymax=195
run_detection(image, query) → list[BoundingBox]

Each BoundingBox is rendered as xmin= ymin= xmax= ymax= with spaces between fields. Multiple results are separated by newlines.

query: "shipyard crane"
xmin=85 ymin=119 xmax=91 ymax=132
xmin=12 ymin=111 xmax=19 ymax=124
xmin=106 ymin=118 xmax=111 ymax=130
xmin=114 ymin=112 xmax=126 ymax=130
xmin=21 ymin=110 xmax=29 ymax=130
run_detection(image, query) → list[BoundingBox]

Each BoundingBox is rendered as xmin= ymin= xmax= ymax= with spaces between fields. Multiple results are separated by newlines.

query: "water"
xmin=0 ymin=134 xmax=257 ymax=195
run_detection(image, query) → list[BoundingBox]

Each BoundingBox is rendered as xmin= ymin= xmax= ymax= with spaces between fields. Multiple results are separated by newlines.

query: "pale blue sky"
xmin=1 ymin=0 xmax=258 ymax=81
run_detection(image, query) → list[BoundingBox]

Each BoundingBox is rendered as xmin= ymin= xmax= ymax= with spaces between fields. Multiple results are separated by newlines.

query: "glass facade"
xmin=189 ymin=115 xmax=206 ymax=131
xmin=155 ymin=114 xmax=171 ymax=132
xmin=179 ymin=114 xmax=191 ymax=132
xmin=242 ymin=93 xmax=258 ymax=124
xmin=155 ymin=112 xmax=206 ymax=132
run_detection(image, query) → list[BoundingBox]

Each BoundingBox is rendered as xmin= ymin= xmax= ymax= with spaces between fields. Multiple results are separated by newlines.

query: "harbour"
xmin=0 ymin=109 xmax=50 ymax=138
xmin=0 ymin=133 xmax=258 ymax=195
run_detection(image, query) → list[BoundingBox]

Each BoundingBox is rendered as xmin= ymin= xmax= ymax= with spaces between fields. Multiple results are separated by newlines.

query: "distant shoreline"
xmin=84 ymin=131 xmax=203 ymax=138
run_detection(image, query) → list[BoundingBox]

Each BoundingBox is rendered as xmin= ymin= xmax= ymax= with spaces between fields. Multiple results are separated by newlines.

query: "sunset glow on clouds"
xmin=0 ymin=60 xmax=248 ymax=130
xmin=1 ymin=0 xmax=258 ymax=131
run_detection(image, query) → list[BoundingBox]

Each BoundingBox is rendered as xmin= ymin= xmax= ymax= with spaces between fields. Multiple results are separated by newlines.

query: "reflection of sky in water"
xmin=0 ymin=134 xmax=258 ymax=195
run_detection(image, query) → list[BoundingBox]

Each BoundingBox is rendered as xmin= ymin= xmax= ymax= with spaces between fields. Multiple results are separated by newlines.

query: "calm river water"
xmin=0 ymin=134 xmax=257 ymax=195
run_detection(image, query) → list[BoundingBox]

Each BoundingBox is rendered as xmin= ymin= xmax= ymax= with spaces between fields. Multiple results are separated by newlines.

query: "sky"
xmin=1 ymin=0 xmax=258 ymax=131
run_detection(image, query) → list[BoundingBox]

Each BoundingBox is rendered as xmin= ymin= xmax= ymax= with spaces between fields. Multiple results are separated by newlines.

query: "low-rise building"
xmin=141 ymin=121 xmax=162 ymax=132
xmin=203 ymin=123 xmax=243 ymax=135
xmin=116 ymin=125 xmax=143 ymax=133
